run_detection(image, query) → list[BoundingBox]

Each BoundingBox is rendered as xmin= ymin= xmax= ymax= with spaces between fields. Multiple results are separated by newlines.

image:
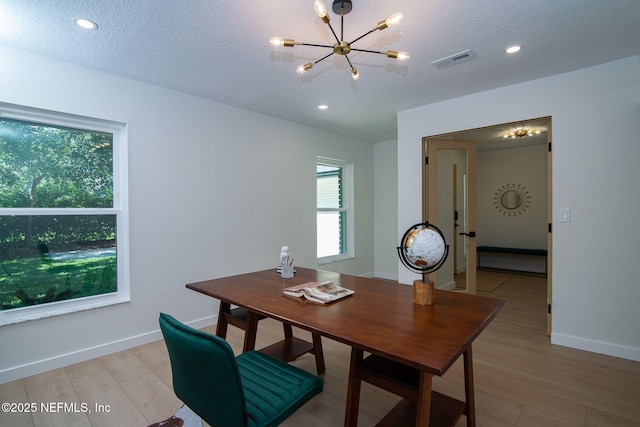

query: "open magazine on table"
xmin=282 ymin=281 xmax=354 ymax=304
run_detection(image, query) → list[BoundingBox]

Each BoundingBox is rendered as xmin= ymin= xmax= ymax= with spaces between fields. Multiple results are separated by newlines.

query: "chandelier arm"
xmin=325 ymin=22 xmax=341 ymax=44
xmin=348 ymin=29 xmax=377 ymax=46
xmin=344 ymin=55 xmax=354 ymax=68
xmin=344 ymin=55 xmax=353 ymax=68
xmin=299 ymin=42 xmax=335 ymax=49
xmin=349 ymin=48 xmax=385 ymax=54
xmin=314 ymin=51 xmax=336 ymax=65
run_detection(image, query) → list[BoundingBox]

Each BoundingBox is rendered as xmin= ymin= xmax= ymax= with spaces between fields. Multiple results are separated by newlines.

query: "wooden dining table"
xmin=186 ymin=267 xmax=504 ymax=427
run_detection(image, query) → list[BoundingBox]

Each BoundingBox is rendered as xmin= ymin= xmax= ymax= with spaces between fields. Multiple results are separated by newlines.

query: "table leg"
xmin=282 ymin=322 xmax=294 ymax=338
xmin=344 ymin=348 xmax=364 ymax=427
xmin=242 ymin=311 xmax=260 ymax=353
xmin=463 ymin=346 xmax=476 ymax=427
xmin=281 ymin=322 xmax=325 ymax=374
xmin=215 ymin=302 xmax=230 ymax=338
xmin=311 ymin=333 xmax=326 ymax=374
xmin=415 ymin=370 xmax=433 ymax=427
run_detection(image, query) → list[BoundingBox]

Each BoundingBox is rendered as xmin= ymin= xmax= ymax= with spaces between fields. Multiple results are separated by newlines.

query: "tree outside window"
xmin=0 ymin=104 xmax=128 ymax=324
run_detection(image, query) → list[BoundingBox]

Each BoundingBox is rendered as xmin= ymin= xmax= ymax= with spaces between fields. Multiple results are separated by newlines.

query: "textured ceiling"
xmin=1 ymin=0 xmax=639 ymax=142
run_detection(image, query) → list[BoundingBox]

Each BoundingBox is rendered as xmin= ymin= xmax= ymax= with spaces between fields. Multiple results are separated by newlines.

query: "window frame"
xmin=0 ymin=103 xmax=129 ymax=326
xmin=316 ymin=157 xmax=354 ymax=265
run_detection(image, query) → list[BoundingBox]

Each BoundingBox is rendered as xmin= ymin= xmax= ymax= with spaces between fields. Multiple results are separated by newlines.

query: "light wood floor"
xmin=2 ymin=272 xmax=639 ymax=427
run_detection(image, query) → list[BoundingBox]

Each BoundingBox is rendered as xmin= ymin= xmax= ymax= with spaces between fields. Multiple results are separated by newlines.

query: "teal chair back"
xmin=159 ymin=313 xmax=323 ymax=427
xmin=160 ymin=312 xmax=248 ymax=426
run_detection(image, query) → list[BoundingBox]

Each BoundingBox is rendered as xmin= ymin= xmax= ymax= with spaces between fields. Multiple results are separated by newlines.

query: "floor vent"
xmin=431 ymin=49 xmax=475 ymax=69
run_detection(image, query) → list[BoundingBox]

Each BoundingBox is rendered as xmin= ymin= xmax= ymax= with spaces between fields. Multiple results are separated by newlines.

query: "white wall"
xmin=373 ymin=139 xmax=398 ymax=280
xmin=398 ymin=56 xmax=640 ymax=361
xmin=477 ymin=144 xmax=548 ymax=249
xmin=0 ymin=45 xmax=374 ymax=382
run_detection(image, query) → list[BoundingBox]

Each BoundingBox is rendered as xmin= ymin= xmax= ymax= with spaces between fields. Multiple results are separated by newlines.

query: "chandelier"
xmin=503 ymin=127 xmax=541 ymax=139
xmin=269 ymin=0 xmax=410 ymax=80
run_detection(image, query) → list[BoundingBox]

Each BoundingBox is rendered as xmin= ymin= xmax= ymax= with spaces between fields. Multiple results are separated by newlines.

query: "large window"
xmin=317 ymin=158 xmax=353 ymax=263
xmin=0 ymin=103 xmax=128 ymax=325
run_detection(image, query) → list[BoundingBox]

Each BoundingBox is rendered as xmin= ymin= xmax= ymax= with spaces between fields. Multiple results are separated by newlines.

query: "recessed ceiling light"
xmin=75 ymin=18 xmax=98 ymax=30
xmin=317 ymin=105 xmax=329 ymax=110
xmin=505 ymin=45 xmax=521 ymax=54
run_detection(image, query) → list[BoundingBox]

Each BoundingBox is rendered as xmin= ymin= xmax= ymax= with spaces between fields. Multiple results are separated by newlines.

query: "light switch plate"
xmin=560 ymin=208 xmax=571 ymax=223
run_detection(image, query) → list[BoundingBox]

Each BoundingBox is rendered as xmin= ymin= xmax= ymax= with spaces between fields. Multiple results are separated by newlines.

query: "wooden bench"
xmin=477 ymin=246 xmax=547 ymax=275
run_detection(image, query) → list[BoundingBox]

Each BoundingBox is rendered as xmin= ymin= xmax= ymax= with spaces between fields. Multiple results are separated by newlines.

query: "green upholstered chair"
xmin=159 ymin=313 xmax=323 ymax=427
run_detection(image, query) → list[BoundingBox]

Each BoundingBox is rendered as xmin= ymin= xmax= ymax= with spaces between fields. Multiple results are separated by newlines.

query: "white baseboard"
xmin=551 ymin=332 xmax=640 ymax=362
xmin=0 ymin=315 xmax=216 ymax=384
xmin=439 ymin=280 xmax=456 ymax=290
xmin=373 ymin=271 xmax=398 ymax=281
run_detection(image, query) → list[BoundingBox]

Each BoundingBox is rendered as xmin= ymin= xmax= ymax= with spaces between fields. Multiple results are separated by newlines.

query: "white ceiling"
xmin=1 ymin=0 xmax=639 ymax=143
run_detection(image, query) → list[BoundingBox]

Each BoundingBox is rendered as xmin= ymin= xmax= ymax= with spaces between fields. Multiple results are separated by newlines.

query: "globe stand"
xmin=413 ymin=276 xmax=435 ymax=306
xmin=397 ymin=222 xmax=449 ymax=306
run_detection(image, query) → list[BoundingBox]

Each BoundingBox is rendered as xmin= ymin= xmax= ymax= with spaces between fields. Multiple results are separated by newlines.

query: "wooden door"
xmin=424 ymin=139 xmax=477 ymax=294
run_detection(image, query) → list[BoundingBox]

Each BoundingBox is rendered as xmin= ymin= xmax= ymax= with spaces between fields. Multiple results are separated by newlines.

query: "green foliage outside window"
xmin=0 ymin=117 xmax=118 ymax=311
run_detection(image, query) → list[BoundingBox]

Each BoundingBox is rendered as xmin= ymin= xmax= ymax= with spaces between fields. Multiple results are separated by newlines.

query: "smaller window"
xmin=317 ymin=158 xmax=353 ymax=264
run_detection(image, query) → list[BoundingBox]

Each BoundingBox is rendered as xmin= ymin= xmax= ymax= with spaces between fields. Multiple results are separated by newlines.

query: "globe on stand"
xmin=397 ymin=222 xmax=449 ymax=305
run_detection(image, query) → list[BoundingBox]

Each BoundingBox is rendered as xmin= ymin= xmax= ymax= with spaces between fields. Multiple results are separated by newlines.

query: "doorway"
xmin=423 ymin=117 xmax=553 ymax=334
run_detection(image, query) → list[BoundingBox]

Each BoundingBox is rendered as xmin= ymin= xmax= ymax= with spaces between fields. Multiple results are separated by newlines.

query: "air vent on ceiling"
xmin=431 ymin=49 xmax=475 ymax=69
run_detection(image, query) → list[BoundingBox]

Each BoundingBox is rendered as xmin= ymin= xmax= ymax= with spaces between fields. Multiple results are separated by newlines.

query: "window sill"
xmin=0 ymin=293 xmax=130 ymax=326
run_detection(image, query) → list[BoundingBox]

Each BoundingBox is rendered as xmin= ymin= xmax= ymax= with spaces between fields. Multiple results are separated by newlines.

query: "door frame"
xmin=422 ymin=117 xmax=553 ymax=334
xmin=546 ymin=121 xmax=553 ymax=335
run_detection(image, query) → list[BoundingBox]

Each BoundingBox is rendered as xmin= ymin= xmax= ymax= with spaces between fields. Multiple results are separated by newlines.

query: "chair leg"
xmin=344 ymin=348 xmax=363 ymax=427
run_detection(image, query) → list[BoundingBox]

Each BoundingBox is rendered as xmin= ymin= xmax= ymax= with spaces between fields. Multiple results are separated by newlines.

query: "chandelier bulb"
xmin=297 ymin=62 xmax=314 ymax=74
xmin=270 ymin=37 xmax=296 ymax=47
xmin=314 ymin=0 xmax=330 ymax=23
xmin=377 ymin=12 xmax=403 ymax=30
xmin=387 ymin=50 xmax=410 ymax=60
xmin=350 ymin=66 xmax=359 ymax=80
xmin=387 ymin=12 xmax=403 ymax=26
